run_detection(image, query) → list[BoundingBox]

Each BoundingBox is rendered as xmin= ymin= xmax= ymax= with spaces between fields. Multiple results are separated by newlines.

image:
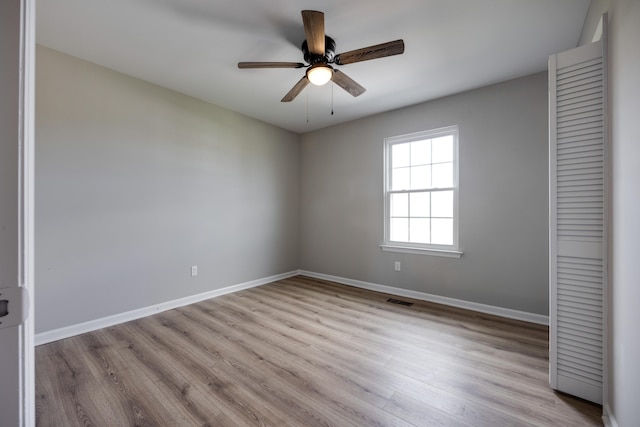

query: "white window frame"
xmin=381 ymin=125 xmax=462 ymax=258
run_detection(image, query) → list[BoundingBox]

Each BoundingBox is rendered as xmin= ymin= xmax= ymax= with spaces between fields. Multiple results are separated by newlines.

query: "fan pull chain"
xmin=306 ymin=90 xmax=309 ymax=123
xmin=331 ymin=82 xmax=334 ymax=115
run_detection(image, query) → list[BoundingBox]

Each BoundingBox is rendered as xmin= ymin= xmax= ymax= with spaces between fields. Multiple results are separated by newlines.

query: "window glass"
xmin=431 ymin=191 xmax=454 ymax=218
xmin=409 ymin=192 xmax=430 ymax=217
xmin=431 ymin=218 xmax=453 ymax=245
xmin=390 ymin=218 xmax=409 ymax=242
xmin=432 ymin=135 xmax=453 ymax=163
xmin=409 ymin=218 xmax=430 ymax=243
xmin=392 ymin=143 xmax=410 ymax=168
xmin=411 ymin=140 xmax=431 ymax=165
xmin=410 ymin=165 xmax=431 ymax=189
xmin=390 ymin=193 xmax=408 ymax=217
xmin=392 ymin=168 xmax=410 ymax=191
xmin=432 ymin=163 xmax=453 ymax=188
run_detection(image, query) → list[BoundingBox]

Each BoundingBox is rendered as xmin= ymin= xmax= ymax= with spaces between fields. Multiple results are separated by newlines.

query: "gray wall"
xmin=0 ymin=3 xmax=20 ymax=290
xmin=609 ymin=0 xmax=640 ymax=424
xmin=35 ymin=46 xmax=300 ymax=333
xmin=0 ymin=2 xmax=23 ymax=424
xmin=578 ymin=0 xmax=610 ymax=45
xmin=300 ymin=72 xmax=549 ymax=315
xmin=36 ymin=46 xmax=550 ymax=334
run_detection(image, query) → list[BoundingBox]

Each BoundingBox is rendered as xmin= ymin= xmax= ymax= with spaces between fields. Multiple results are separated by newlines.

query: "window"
xmin=382 ymin=126 xmax=461 ymax=257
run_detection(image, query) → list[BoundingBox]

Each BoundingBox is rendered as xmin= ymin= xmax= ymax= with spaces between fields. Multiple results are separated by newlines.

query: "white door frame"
xmin=0 ymin=0 xmax=35 ymax=425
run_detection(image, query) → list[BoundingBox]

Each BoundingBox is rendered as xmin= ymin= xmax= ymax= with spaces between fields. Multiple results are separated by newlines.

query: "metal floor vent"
xmin=386 ymin=298 xmax=413 ymax=307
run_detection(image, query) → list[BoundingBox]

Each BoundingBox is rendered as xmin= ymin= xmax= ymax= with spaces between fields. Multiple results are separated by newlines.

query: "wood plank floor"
xmin=35 ymin=275 xmax=603 ymax=426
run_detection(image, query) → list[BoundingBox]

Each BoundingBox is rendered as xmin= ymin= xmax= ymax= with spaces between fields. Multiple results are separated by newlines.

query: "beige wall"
xmin=35 ymin=46 xmax=300 ymax=333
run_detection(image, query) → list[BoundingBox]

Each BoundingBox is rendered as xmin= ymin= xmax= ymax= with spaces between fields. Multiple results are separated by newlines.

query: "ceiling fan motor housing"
xmin=302 ymin=36 xmax=336 ymax=64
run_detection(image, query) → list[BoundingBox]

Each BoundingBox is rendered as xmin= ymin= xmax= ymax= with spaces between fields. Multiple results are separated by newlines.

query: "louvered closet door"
xmin=548 ymin=39 xmax=606 ymax=405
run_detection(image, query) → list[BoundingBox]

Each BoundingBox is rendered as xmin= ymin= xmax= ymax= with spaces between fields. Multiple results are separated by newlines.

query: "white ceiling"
xmin=36 ymin=0 xmax=591 ymax=134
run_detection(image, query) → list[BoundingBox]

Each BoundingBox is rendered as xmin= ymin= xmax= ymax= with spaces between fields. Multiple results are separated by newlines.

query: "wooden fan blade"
xmin=302 ymin=10 xmax=325 ymax=56
xmin=238 ymin=62 xmax=306 ymax=69
xmin=281 ymin=76 xmax=310 ymax=102
xmin=331 ymin=70 xmax=366 ymax=97
xmin=334 ymin=39 xmax=405 ymax=65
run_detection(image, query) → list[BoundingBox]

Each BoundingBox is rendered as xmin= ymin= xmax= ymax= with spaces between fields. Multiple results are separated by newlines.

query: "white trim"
xmin=299 ymin=270 xmax=549 ymax=325
xmin=35 ymin=270 xmax=299 ymax=346
xmin=380 ymin=244 xmax=463 ymax=258
xmin=19 ymin=0 xmax=36 ymax=425
xmin=548 ymin=48 xmax=559 ymax=391
xmin=602 ymin=11 xmax=609 ymax=410
xmin=383 ymin=125 xmax=460 ymax=253
xmin=603 ymin=404 xmax=619 ymax=427
xmin=35 ymin=268 xmax=550 ymax=346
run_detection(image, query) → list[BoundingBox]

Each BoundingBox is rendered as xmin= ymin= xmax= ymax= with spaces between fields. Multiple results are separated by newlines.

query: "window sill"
xmin=380 ymin=244 xmax=463 ymax=258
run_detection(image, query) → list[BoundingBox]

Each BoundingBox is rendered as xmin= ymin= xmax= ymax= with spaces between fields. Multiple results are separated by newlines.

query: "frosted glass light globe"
xmin=307 ymin=65 xmax=333 ymax=86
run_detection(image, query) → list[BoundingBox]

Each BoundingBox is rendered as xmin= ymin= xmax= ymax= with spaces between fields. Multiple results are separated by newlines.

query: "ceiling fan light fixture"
xmin=238 ymin=10 xmax=404 ymax=102
xmin=307 ymin=64 xmax=333 ymax=86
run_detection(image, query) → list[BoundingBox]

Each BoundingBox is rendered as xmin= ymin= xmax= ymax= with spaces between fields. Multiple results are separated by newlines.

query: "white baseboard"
xmin=36 ymin=269 xmax=549 ymax=346
xmin=35 ymin=270 xmax=299 ymax=346
xmin=603 ymin=403 xmax=619 ymax=427
xmin=298 ymin=270 xmax=549 ymax=325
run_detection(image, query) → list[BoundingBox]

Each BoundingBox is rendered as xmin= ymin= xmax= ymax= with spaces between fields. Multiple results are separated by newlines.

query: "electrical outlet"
xmin=394 ymin=261 xmax=401 ymax=271
xmin=191 ymin=265 xmax=198 ymax=277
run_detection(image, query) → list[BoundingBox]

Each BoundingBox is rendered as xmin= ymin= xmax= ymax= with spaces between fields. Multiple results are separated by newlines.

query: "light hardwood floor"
xmin=35 ymin=275 xmax=602 ymax=426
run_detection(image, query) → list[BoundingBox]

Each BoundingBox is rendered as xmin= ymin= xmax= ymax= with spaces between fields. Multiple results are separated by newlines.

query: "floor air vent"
xmin=386 ymin=298 xmax=413 ymax=307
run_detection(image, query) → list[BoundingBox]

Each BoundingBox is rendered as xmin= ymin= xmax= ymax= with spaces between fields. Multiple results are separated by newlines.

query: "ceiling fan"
xmin=238 ymin=10 xmax=405 ymax=102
